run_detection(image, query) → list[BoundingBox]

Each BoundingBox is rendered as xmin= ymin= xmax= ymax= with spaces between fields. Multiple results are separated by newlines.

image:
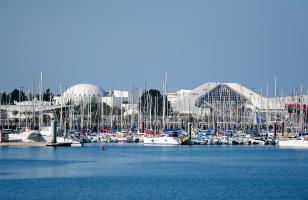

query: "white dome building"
xmin=61 ymin=83 xmax=102 ymax=104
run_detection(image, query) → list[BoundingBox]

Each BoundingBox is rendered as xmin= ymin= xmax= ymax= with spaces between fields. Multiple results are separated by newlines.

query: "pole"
xmin=19 ymin=87 xmax=21 ymax=130
xmin=32 ymin=75 xmax=35 ymax=130
xmin=59 ymin=84 xmax=63 ymax=134
xmin=51 ymin=119 xmax=57 ymax=144
xmin=188 ymin=122 xmax=192 ymax=143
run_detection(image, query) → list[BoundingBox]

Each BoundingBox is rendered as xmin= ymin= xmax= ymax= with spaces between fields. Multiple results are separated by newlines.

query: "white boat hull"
xmin=279 ymin=139 xmax=308 ymax=148
xmin=9 ymin=131 xmax=46 ymax=142
xmin=143 ymin=137 xmax=180 ymax=145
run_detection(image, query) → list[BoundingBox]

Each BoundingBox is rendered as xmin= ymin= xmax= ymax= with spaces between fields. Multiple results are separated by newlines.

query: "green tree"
xmin=0 ymin=92 xmax=8 ymax=104
xmin=9 ymin=88 xmax=26 ymax=103
xmin=102 ymin=102 xmax=111 ymax=115
xmin=43 ymin=88 xmax=54 ymax=101
xmin=139 ymin=89 xmax=172 ymax=116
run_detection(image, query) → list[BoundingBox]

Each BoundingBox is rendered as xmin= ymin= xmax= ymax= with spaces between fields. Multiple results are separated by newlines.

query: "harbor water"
xmin=0 ymin=144 xmax=308 ymax=200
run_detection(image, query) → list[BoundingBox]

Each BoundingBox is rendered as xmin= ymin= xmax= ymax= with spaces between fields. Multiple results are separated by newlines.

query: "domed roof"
xmin=62 ymin=83 xmax=102 ymax=98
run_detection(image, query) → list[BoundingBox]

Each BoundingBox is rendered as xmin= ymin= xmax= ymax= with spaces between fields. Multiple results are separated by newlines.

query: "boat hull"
xmin=279 ymin=140 xmax=308 ymax=148
xmin=143 ymin=137 xmax=180 ymax=145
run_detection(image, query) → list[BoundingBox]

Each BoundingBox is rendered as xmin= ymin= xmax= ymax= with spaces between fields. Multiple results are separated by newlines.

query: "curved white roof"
xmin=62 ymin=83 xmax=102 ymax=103
xmin=169 ymin=82 xmax=286 ymax=114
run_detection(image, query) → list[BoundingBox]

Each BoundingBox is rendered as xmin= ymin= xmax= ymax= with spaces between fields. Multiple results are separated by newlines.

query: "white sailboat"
xmin=143 ymin=73 xmax=180 ymax=145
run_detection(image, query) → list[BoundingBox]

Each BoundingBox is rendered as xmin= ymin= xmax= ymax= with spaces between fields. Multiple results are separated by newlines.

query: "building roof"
xmin=62 ymin=83 xmax=102 ymax=98
xmin=168 ymin=82 xmax=301 ymax=113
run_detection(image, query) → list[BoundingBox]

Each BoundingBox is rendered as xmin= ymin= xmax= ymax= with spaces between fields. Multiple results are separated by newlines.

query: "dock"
xmin=0 ymin=142 xmax=47 ymax=147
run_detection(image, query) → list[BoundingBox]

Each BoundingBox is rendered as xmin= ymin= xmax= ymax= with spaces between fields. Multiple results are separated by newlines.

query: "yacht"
xmin=279 ymin=138 xmax=308 ymax=148
xmin=9 ymin=129 xmax=46 ymax=142
xmin=115 ymin=131 xmax=134 ymax=143
xmin=143 ymin=132 xmax=180 ymax=145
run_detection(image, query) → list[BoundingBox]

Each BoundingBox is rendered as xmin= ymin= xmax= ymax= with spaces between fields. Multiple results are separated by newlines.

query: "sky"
xmin=0 ymin=0 xmax=308 ymax=96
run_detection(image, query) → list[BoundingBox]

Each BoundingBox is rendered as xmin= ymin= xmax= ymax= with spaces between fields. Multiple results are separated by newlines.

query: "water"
xmin=0 ymin=144 xmax=308 ymax=200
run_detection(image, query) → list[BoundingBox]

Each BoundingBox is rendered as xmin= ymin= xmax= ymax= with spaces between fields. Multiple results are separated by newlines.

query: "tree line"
xmin=0 ymin=87 xmax=172 ymax=115
xmin=0 ymin=88 xmax=54 ymax=105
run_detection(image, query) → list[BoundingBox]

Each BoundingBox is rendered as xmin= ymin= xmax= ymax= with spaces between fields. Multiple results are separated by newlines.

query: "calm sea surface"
xmin=0 ymin=144 xmax=307 ymax=200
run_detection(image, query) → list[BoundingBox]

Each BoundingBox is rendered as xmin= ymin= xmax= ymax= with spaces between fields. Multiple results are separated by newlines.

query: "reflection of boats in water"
xmin=144 ymin=131 xmax=180 ymax=145
xmin=9 ymin=130 xmax=46 ymax=142
xmin=279 ymin=138 xmax=308 ymax=148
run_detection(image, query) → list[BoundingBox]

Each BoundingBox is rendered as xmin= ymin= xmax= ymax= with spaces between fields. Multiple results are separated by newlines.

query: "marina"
xmin=1 ymin=76 xmax=308 ymax=148
xmin=1 ymin=0 xmax=308 ymax=199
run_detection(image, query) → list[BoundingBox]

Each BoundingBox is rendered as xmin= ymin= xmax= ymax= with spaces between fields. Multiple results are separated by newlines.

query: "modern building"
xmin=1 ymin=82 xmax=307 ymax=131
xmin=102 ymin=90 xmax=129 ymax=108
xmin=55 ymin=83 xmax=103 ymax=105
xmin=167 ymin=82 xmax=308 ymax=129
xmin=0 ymin=83 xmax=131 ymax=129
xmin=54 ymin=83 xmax=129 ymax=108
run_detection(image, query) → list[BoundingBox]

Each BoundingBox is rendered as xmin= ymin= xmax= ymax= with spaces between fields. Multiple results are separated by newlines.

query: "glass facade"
xmin=195 ymin=84 xmax=254 ymax=126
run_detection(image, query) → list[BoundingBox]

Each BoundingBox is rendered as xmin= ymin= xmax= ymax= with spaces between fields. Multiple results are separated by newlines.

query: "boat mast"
xmin=149 ymin=93 xmax=152 ymax=130
xmin=8 ymin=94 xmax=10 ymax=130
xmin=101 ymin=96 xmax=104 ymax=130
xmin=120 ymin=90 xmax=123 ymax=131
xmin=69 ymin=96 xmax=73 ymax=131
xmin=131 ymin=87 xmax=134 ymax=131
xmin=18 ymin=87 xmax=21 ymax=130
xmin=110 ymin=89 xmax=113 ymax=130
xmin=138 ymin=90 xmax=141 ymax=133
xmin=89 ymin=95 xmax=92 ymax=131
xmin=162 ymin=72 xmax=167 ymax=131
xmin=306 ymin=89 xmax=308 ymax=133
xmin=0 ymin=91 xmax=2 ymax=129
xmin=26 ymin=89 xmax=29 ymax=128
xmin=275 ymin=76 xmax=277 ymax=125
xmin=300 ymin=81 xmax=303 ymax=131
xmin=266 ymin=81 xmax=269 ymax=131
xmin=32 ymin=75 xmax=35 ymax=130
xmin=39 ymin=72 xmax=43 ymax=129
xmin=59 ymin=84 xmax=63 ymax=133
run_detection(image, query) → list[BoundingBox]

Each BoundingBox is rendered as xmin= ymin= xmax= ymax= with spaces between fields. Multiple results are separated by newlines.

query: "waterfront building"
xmin=167 ymin=82 xmax=308 ymax=131
xmin=0 ymin=83 xmax=130 ymax=130
xmin=1 ymin=82 xmax=307 ymax=133
xmin=57 ymin=83 xmax=102 ymax=105
xmin=53 ymin=83 xmax=129 ymax=107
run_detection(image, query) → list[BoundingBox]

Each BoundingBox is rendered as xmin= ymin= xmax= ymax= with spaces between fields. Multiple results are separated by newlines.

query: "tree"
xmin=102 ymin=102 xmax=111 ymax=115
xmin=139 ymin=89 xmax=172 ymax=116
xmin=43 ymin=88 xmax=54 ymax=101
xmin=9 ymin=88 xmax=26 ymax=103
xmin=0 ymin=92 xmax=8 ymax=104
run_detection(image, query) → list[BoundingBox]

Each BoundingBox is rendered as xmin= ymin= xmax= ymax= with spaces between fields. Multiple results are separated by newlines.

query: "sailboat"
xmin=143 ymin=73 xmax=181 ymax=145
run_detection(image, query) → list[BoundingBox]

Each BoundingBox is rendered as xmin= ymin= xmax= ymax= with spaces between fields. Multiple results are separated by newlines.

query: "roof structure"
xmin=168 ymin=82 xmax=307 ymax=114
xmin=0 ymin=102 xmax=64 ymax=112
xmin=60 ymin=83 xmax=102 ymax=103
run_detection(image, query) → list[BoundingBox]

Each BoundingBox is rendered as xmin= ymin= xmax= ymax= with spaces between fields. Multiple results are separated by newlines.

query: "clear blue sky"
xmin=0 ymin=0 xmax=307 ymax=96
